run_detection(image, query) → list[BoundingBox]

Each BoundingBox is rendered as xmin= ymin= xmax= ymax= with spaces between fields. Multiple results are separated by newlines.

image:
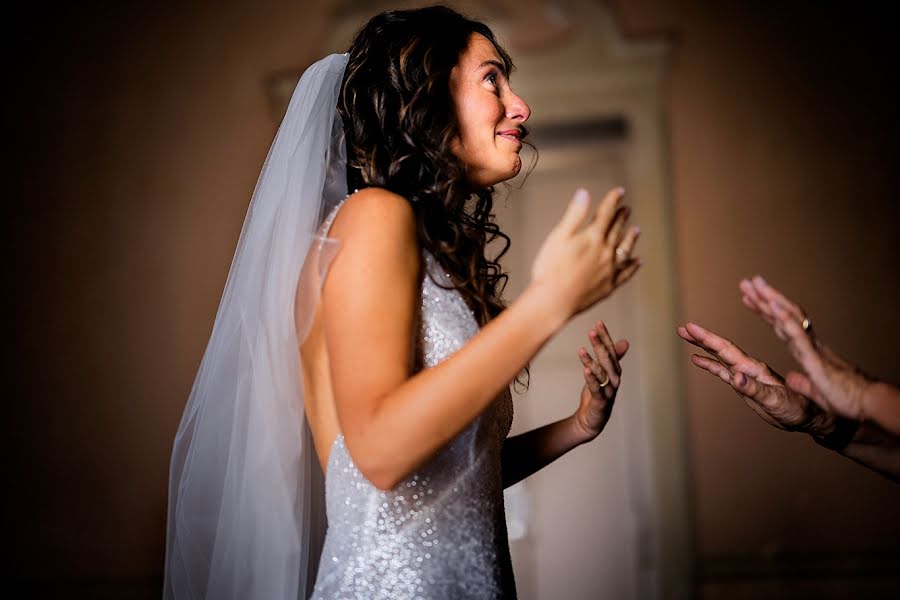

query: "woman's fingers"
xmin=579 ymin=346 xmax=612 ymax=398
xmin=583 ymin=366 xmax=604 ymax=395
xmin=751 ymin=275 xmax=806 ymax=324
xmin=612 ymin=224 xmax=640 ymax=274
xmin=580 ymin=320 xmax=628 ymax=397
xmin=615 ymin=225 xmax=640 ymax=261
xmin=613 ymin=257 xmax=642 ymax=287
xmin=592 ymin=344 xmax=618 ymax=389
xmin=731 ymin=369 xmax=769 ymax=402
xmin=676 ymin=324 xmax=696 ymax=342
xmin=690 ymin=354 xmax=733 ymax=384
xmin=586 ymin=336 xmax=619 ymax=389
xmin=741 ymin=293 xmax=760 ymax=315
xmin=682 ymin=322 xmax=745 ymax=368
xmin=592 ymin=321 xmax=621 ymax=374
xmin=590 ymin=187 xmax=627 ymax=238
xmin=739 ymin=278 xmax=774 ymax=325
xmin=690 ymin=353 xmax=785 ymax=429
xmin=605 ymin=206 xmax=631 ymax=248
xmin=770 ymin=302 xmax=827 ymax=380
xmin=554 ymin=188 xmax=594 ymax=237
xmin=748 ymin=276 xmax=812 ymax=345
xmin=677 ymin=326 xmax=710 ymax=353
xmin=679 ymin=322 xmax=772 ymax=382
xmin=748 ymin=275 xmax=856 ymax=373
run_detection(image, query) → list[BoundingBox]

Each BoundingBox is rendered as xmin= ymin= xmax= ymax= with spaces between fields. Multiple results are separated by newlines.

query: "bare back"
xmin=298 ymin=188 xmax=421 ymax=473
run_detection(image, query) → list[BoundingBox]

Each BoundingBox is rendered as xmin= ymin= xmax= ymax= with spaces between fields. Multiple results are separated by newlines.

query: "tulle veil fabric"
xmin=163 ymin=53 xmax=349 ymax=599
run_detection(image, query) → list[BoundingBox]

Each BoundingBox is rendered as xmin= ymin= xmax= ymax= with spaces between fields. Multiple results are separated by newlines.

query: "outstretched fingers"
xmin=690 ymin=354 xmax=732 ymax=384
xmin=730 ymin=370 xmax=768 ymax=402
xmin=739 ymin=277 xmax=775 ymax=326
xmin=690 ymin=353 xmax=763 ymax=399
xmin=749 ymin=276 xmax=809 ymax=340
xmin=689 ymin=350 xmax=783 ymax=428
xmin=770 ymin=301 xmax=827 ymax=381
xmin=679 ymin=323 xmax=749 ymax=370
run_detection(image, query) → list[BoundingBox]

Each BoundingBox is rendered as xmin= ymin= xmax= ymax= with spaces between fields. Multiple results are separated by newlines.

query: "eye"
xmin=484 ymin=71 xmax=499 ymax=87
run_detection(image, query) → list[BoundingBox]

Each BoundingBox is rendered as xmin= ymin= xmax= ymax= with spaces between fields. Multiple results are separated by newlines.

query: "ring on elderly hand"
xmin=801 ymin=316 xmax=812 ymax=332
xmin=598 ymin=372 xmax=610 ymax=388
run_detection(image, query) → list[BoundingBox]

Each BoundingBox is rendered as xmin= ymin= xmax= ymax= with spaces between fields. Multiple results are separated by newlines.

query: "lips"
xmin=496 ymin=129 xmax=522 ymax=147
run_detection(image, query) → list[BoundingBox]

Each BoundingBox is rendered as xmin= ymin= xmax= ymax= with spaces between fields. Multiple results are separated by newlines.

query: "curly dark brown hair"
xmin=339 ymin=6 xmax=527 ymax=333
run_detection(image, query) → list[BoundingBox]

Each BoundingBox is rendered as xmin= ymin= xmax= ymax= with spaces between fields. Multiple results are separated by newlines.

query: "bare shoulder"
xmin=328 ymin=187 xmax=417 ymax=252
xmin=322 ymin=187 xmax=421 ymax=302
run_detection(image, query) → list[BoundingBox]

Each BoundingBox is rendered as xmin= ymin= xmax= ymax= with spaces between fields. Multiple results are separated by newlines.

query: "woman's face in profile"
xmin=450 ymin=33 xmax=531 ymax=188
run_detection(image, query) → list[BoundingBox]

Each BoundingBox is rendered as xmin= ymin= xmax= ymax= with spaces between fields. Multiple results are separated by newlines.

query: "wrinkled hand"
xmin=574 ymin=321 xmax=629 ymax=441
xmin=531 ymin=187 xmax=641 ymax=319
xmin=676 ymin=322 xmax=835 ymax=434
xmin=739 ymin=275 xmax=872 ymax=423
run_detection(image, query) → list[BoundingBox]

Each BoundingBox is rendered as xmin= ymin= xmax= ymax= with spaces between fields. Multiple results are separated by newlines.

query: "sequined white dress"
xmin=310 ymin=201 xmax=516 ymax=599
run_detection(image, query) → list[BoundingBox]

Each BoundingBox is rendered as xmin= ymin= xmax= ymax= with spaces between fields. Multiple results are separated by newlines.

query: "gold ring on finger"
xmin=801 ymin=316 xmax=812 ymax=332
xmin=598 ymin=371 xmax=610 ymax=388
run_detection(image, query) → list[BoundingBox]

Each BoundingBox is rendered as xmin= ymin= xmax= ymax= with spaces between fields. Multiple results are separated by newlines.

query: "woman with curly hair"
xmin=164 ymin=6 xmax=641 ymax=600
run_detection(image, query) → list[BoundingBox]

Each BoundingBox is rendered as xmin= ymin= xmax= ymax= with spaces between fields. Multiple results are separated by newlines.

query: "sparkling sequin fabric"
xmin=310 ymin=200 xmax=515 ymax=599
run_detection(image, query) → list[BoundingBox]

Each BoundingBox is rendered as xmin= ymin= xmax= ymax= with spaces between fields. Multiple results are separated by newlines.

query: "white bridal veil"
xmin=163 ymin=53 xmax=349 ymax=599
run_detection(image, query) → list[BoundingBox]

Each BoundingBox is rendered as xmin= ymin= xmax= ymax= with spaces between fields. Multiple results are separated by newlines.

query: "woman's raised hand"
xmin=531 ymin=187 xmax=641 ymax=319
xmin=573 ymin=321 xmax=629 ymax=441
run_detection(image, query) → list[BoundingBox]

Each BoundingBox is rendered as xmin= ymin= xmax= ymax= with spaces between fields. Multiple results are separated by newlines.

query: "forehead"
xmin=458 ymin=33 xmax=503 ymax=69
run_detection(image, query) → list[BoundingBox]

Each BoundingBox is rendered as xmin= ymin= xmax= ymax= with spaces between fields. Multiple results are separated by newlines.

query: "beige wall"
xmin=608 ymin=0 xmax=900 ymax=595
xmin=9 ymin=0 xmax=898 ymax=597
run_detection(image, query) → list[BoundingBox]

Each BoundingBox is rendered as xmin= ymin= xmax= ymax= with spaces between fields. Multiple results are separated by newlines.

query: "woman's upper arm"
xmin=321 ymin=188 xmax=421 ymax=454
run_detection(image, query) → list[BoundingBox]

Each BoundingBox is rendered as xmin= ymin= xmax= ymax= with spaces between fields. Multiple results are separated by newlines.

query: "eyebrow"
xmin=477 ymin=59 xmax=508 ymax=77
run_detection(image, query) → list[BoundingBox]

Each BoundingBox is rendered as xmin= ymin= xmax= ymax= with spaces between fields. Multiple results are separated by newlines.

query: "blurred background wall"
xmin=8 ymin=0 xmax=898 ymax=598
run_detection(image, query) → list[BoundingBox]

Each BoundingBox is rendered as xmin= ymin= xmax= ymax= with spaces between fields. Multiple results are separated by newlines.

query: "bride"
xmin=164 ymin=6 xmax=641 ymax=599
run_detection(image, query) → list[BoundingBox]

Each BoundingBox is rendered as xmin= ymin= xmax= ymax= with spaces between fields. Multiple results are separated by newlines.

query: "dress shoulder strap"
xmin=316 ymin=188 xmax=360 ymax=253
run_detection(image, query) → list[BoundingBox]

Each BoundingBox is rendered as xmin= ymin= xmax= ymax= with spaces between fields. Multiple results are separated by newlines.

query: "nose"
xmin=505 ymin=90 xmax=531 ymax=124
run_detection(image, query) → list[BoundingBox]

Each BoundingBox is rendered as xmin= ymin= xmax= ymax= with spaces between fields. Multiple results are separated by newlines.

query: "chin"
xmin=497 ymin=157 xmax=522 ymax=183
xmin=511 ymin=155 xmax=522 ymax=176
xmin=470 ymin=157 xmax=523 ymax=188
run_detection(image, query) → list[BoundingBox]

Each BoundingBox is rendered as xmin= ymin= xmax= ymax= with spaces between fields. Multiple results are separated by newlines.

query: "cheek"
xmin=460 ymin=93 xmax=501 ymax=138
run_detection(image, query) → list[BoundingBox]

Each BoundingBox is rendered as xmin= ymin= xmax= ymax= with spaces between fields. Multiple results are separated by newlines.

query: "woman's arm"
xmin=324 ymin=187 xmax=639 ymax=490
xmin=501 ymin=416 xmax=587 ymax=488
xmin=501 ymin=321 xmax=629 ymax=488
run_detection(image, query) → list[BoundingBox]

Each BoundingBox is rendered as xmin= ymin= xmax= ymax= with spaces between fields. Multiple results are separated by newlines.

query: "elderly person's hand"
xmin=573 ymin=321 xmax=628 ymax=440
xmin=739 ymin=276 xmax=900 ymax=437
xmin=676 ymin=322 xmax=843 ymax=439
xmin=678 ymin=284 xmax=900 ymax=481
